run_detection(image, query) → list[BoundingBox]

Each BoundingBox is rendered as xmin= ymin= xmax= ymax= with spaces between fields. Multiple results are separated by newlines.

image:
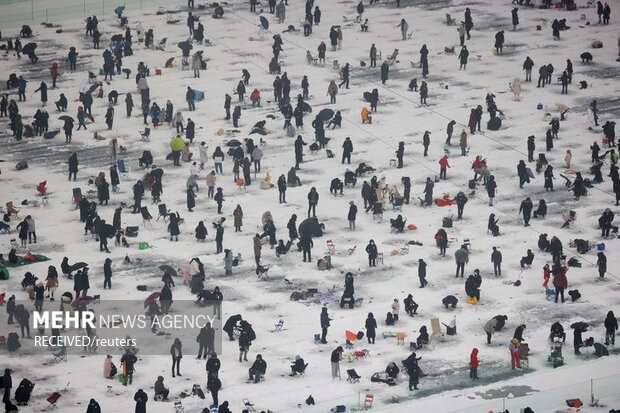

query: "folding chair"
xmin=386 ymin=49 xmax=399 ymax=65
xmin=314 ymin=333 xmax=322 ymax=344
xmin=36 ymin=180 xmax=48 ymax=195
xmin=140 ymin=206 xmax=153 ymax=226
xmin=396 ymin=332 xmax=406 ymax=345
xmin=243 ymin=398 xmax=257 ymax=413
xmin=173 ymin=398 xmax=184 ymax=412
xmin=376 ymin=252 xmax=384 ymax=265
xmin=392 ymin=197 xmax=404 ymax=211
xmin=274 ymin=319 xmax=284 ymax=331
xmin=445 ymin=13 xmax=456 ymax=26
xmin=156 ymin=204 xmax=169 ymax=222
xmin=52 ymin=346 xmax=67 ymax=362
xmin=5 ymin=201 xmax=19 ymax=216
xmin=140 ymin=127 xmax=151 ymax=142
xmin=364 ymin=393 xmax=374 ymax=409
xmin=519 ymin=342 xmax=530 ymax=368
xmin=346 ymin=369 xmax=361 ymax=383
xmin=47 ymin=392 xmax=61 ymax=408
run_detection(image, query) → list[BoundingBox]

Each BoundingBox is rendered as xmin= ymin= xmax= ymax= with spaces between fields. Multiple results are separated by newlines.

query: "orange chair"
xmin=364 ymin=394 xmax=374 ymax=409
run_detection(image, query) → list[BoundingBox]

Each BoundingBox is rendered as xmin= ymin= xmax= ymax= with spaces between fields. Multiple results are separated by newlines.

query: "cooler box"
xmin=194 ymin=90 xmax=205 ymax=102
xmin=155 ymin=68 xmax=162 ymax=75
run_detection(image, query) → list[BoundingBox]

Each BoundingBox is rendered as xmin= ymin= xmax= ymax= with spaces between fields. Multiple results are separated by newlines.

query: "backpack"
xmin=15 ymin=160 xmax=28 ymax=170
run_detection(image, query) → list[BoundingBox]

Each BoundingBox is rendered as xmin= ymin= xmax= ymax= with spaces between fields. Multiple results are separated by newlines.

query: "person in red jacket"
xmin=469 ymin=348 xmax=479 ymax=379
xmin=552 ymin=265 xmax=568 ymax=303
xmin=439 ymin=155 xmax=450 ymax=180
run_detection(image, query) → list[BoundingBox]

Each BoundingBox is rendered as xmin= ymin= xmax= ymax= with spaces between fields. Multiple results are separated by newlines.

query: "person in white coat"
xmin=190 ymin=162 xmax=201 ymax=178
xmin=510 ymin=77 xmax=522 ymax=101
xmin=199 ymin=142 xmax=209 ymax=169
xmin=587 ymin=107 xmax=596 ymax=130
xmin=391 ymin=298 xmax=400 ymax=322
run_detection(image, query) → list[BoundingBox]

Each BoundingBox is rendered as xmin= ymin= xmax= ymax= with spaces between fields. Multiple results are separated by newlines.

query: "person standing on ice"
xmin=460 ymin=7 xmax=472 ymax=38
xmin=397 ymin=18 xmax=409 ymax=41
xmin=454 ymin=245 xmax=469 ymax=278
xmin=519 ymin=197 xmax=533 ymax=226
xmin=457 ymin=23 xmax=466 ymax=46
xmin=486 ymin=175 xmax=497 ymax=206
xmin=491 ymin=247 xmax=502 ymax=277
xmin=494 ymin=30 xmax=505 ymax=54
xmin=330 ymin=346 xmax=343 ymax=379
xmin=105 ymin=104 xmax=114 ymax=130
xmin=307 ymin=187 xmax=319 ymax=217
xmin=380 ymin=60 xmax=389 ymax=84
xmin=511 ymin=8 xmax=519 ymax=31
xmin=469 ymin=348 xmax=479 ymax=379
xmin=523 ymin=56 xmax=534 ymax=82
xmin=517 ymin=160 xmax=530 ymax=189
xmin=509 ymin=338 xmax=521 ymax=369
xmin=348 ymin=201 xmax=358 ymax=230
xmin=366 ymin=239 xmax=378 ymax=266
xmin=133 ymin=389 xmax=148 ymax=413
xmin=320 ymin=307 xmax=330 ymax=344
xmin=458 ymin=46 xmax=469 ymax=70
xmin=446 ymin=120 xmax=456 ymax=145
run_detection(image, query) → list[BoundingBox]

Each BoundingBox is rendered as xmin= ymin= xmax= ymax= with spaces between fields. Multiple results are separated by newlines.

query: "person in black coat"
xmin=86 ymin=399 xmax=101 ymax=413
xmin=34 ymin=81 xmax=48 ymax=105
xmin=459 ymin=46 xmax=469 ymax=69
xmin=454 ymin=191 xmax=467 ymax=219
xmin=365 ymin=312 xmax=377 ymax=344
xmin=289 ymin=356 xmax=306 ymax=376
xmin=347 ymin=201 xmax=357 ymax=230
xmin=423 ymin=177 xmax=434 ymax=206
xmin=186 ymin=118 xmax=195 ymax=143
xmin=517 ymin=160 xmax=530 ymax=188
xmin=380 ymin=61 xmax=389 ymax=84
xmin=465 ymin=272 xmax=480 ymax=301
xmin=300 ymin=235 xmax=313 ymax=262
xmin=513 ymin=324 xmax=526 ymax=341
xmin=494 ymin=30 xmax=504 ymax=54
xmin=418 ymin=259 xmax=428 ymax=287
xmin=342 ymin=137 xmax=353 ymax=164
xmin=168 ymin=212 xmax=181 ymax=241
xmin=519 ymin=197 xmax=533 ymax=226
xmin=195 ymin=221 xmax=208 ymax=242
xmin=68 ymin=152 xmax=79 ymax=181
xmin=132 ymin=180 xmax=144 ymax=213
xmin=404 ymin=294 xmax=419 ymax=315
xmin=248 ymin=354 xmax=267 ymax=383
xmin=287 ymin=214 xmax=298 ymax=239
xmin=97 ymin=177 xmax=110 ymax=206
xmin=103 ymin=258 xmax=112 ymax=289
xmin=527 ymin=135 xmax=535 ymax=162
xmin=215 ymin=224 xmax=224 ymax=254
xmin=366 ymin=239 xmax=378 ymax=266
xmin=134 ymin=389 xmax=148 ymax=413
xmin=187 ymin=186 xmax=196 ymax=212
xmin=277 ymin=175 xmax=287 ymax=203
xmin=214 ymin=188 xmax=224 ymax=214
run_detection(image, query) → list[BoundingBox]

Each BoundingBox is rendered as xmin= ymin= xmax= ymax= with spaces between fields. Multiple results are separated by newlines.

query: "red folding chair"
xmin=47 ymin=392 xmax=61 ymax=408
